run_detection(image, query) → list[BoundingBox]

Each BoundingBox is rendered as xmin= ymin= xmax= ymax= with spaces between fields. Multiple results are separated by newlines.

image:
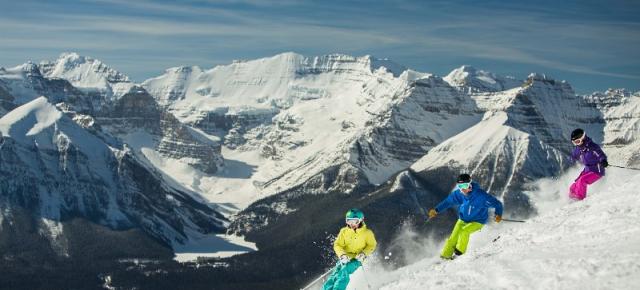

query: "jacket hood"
xmin=465 ymin=181 xmax=482 ymax=196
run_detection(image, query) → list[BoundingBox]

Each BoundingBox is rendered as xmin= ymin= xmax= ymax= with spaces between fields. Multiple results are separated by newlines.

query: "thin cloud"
xmin=83 ymin=0 xmax=255 ymax=21
xmin=1 ymin=0 xmax=638 ymax=92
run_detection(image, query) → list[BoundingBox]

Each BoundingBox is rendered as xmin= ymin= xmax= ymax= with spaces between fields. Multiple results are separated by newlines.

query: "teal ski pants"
xmin=322 ymin=259 xmax=362 ymax=290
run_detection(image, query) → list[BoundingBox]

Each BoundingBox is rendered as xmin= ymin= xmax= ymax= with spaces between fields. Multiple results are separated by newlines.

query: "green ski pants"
xmin=440 ymin=219 xmax=483 ymax=258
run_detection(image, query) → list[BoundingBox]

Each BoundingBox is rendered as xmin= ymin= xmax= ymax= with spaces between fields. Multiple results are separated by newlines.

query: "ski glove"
xmin=428 ymin=209 xmax=437 ymax=218
xmin=356 ymin=253 xmax=366 ymax=262
xmin=339 ymin=255 xmax=350 ymax=265
xmin=601 ymin=160 xmax=609 ymax=168
xmin=495 ymin=215 xmax=502 ymax=223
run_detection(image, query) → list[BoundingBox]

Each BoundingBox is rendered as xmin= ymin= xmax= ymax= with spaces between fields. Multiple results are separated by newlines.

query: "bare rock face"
xmin=0 ymin=83 xmax=16 ymax=116
xmin=96 ymin=86 xmax=224 ymax=174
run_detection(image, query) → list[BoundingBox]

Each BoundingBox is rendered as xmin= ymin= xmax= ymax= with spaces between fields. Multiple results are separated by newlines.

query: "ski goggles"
xmin=571 ymin=134 xmax=585 ymax=145
xmin=345 ymin=218 xmax=362 ymax=226
xmin=457 ymin=182 xmax=471 ymax=190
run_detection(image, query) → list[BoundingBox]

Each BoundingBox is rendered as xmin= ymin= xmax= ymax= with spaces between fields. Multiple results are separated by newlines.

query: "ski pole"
xmin=360 ymin=264 xmax=373 ymax=290
xmin=609 ymin=165 xmax=640 ymax=171
xmin=413 ymin=195 xmax=429 ymax=220
xmin=501 ymin=218 xmax=525 ymax=223
xmin=301 ymin=267 xmax=334 ymax=290
xmin=400 ymin=171 xmax=431 ymax=221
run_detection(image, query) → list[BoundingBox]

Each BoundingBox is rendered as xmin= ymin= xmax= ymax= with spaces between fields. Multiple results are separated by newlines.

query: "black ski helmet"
xmin=571 ymin=128 xmax=585 ymax=140
xmin=457 ymin=173 xmax=471 ymax=183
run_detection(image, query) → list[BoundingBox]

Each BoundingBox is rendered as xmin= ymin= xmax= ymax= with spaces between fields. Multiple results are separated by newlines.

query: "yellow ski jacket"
xmin=333 ymin=223 xmax=377 ymax=259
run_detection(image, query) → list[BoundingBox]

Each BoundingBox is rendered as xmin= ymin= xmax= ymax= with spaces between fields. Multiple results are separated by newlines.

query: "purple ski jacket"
xmin=571 ymin=136 xmax=607 ymax=176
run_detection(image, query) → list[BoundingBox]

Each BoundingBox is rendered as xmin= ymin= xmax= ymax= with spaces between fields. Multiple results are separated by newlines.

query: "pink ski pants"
xmin=569 ymin=171 xmax=602 ymax=200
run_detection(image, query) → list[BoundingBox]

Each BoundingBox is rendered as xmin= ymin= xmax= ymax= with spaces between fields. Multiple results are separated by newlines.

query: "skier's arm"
xmin=435 ymin=191 xmax=462 ymax=213
xmin=487 ymin=194 xmax=503 ymax=216
xmin=362 ymin=231 xmax=377 ymax=256
xmin=570 ymin=147 xmax=580 ymax=162
xmin=333 ymin=229 xmax=347 ymax=258
xmin=590 ymin=142 xmax=607 ymax=163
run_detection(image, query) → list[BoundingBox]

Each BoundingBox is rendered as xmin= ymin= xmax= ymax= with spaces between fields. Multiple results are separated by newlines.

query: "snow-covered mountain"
xmin=0 ymin=62 xmax=91 ymax=110
xmin=584 ymin=89 xmax=640 ymax=167
xmin=2 ymin=52 xmax=639 ymax=289
xmin=444 ymin=65 xmax=522 ymax=93
xmin=410 ymin=111 xmax=568 ymax=213
xmin=410 ymin=73 xmax=606 ymax=214
xmin=0 ymin=97 xmax=226 ymax=247
xmin=39 ymin=52 xmax=134 ymax=101
xmin=1 ymin=54 xmax=225 ymax=188
xmin=142 ymin=53 xmax=482 ymax=213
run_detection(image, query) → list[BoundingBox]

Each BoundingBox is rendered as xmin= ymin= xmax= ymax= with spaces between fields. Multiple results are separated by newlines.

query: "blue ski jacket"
xmin=435 ymin=182 xmax=503 ymax=224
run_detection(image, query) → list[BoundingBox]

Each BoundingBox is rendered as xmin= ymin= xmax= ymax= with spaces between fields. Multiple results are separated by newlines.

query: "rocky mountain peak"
xmin=42 ymin=52 xmax=130 ymax=83
xmin=17 ymin=62 xmax=43 ymax=77
xmin=445 ymin=65 xmax=521 ymax=93
xmin=37 ymin=52 xmax=133 ymax=101
xmin=522 ymin=73 xmax=575 ymax=98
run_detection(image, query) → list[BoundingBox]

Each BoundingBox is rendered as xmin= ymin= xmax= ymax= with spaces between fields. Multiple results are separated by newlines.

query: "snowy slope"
xmin=330 ymin=167 xmax=640 ymax=290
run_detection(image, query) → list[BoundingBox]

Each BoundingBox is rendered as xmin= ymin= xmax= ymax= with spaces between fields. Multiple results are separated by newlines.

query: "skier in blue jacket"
xmin=428 ymin=173 xmax=503 ymax=260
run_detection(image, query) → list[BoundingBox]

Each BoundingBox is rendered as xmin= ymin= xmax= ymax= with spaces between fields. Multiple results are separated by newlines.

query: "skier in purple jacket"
xmin=569 ymin=128 xmax=608 ymax=200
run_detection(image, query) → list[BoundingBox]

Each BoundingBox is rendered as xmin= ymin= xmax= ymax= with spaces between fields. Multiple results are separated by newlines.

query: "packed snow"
xmin=306 ymin=167 xmax=640 ymax=289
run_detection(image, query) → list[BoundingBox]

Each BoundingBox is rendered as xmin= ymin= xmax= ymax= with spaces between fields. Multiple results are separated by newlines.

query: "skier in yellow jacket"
xmin=322 ymin=208 xmax=377 ymax=290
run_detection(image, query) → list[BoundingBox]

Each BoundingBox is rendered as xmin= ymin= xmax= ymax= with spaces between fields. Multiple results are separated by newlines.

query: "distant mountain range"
xmin=1 ymin=52 xmax=638 ymax=289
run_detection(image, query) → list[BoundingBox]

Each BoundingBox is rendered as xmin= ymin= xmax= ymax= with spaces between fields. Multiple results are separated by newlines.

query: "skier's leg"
xmin=572 ymin=172 xmax=602 ymax=200
xmin=455 ymin=222 xmax=483 ymax=254
xmin=440 ymin=219 xmax=464 ymax=258
xmin=322 ymin=263 xmax=342 ymax=290
xmin=569 ymin=171 xmax=585 ymax=200
xmin=580 ymin=172 xmax=602 ymax=199
xmin=332 ymin=260 xmax=361 ymax=290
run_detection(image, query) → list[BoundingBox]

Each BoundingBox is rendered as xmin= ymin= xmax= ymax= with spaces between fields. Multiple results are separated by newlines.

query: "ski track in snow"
xmin=308 ymin=167 xmax=640 ymax=290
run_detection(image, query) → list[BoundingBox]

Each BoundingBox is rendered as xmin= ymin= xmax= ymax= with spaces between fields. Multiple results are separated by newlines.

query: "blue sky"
xmin=1 ymin=0 xmax=639 ymax=94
